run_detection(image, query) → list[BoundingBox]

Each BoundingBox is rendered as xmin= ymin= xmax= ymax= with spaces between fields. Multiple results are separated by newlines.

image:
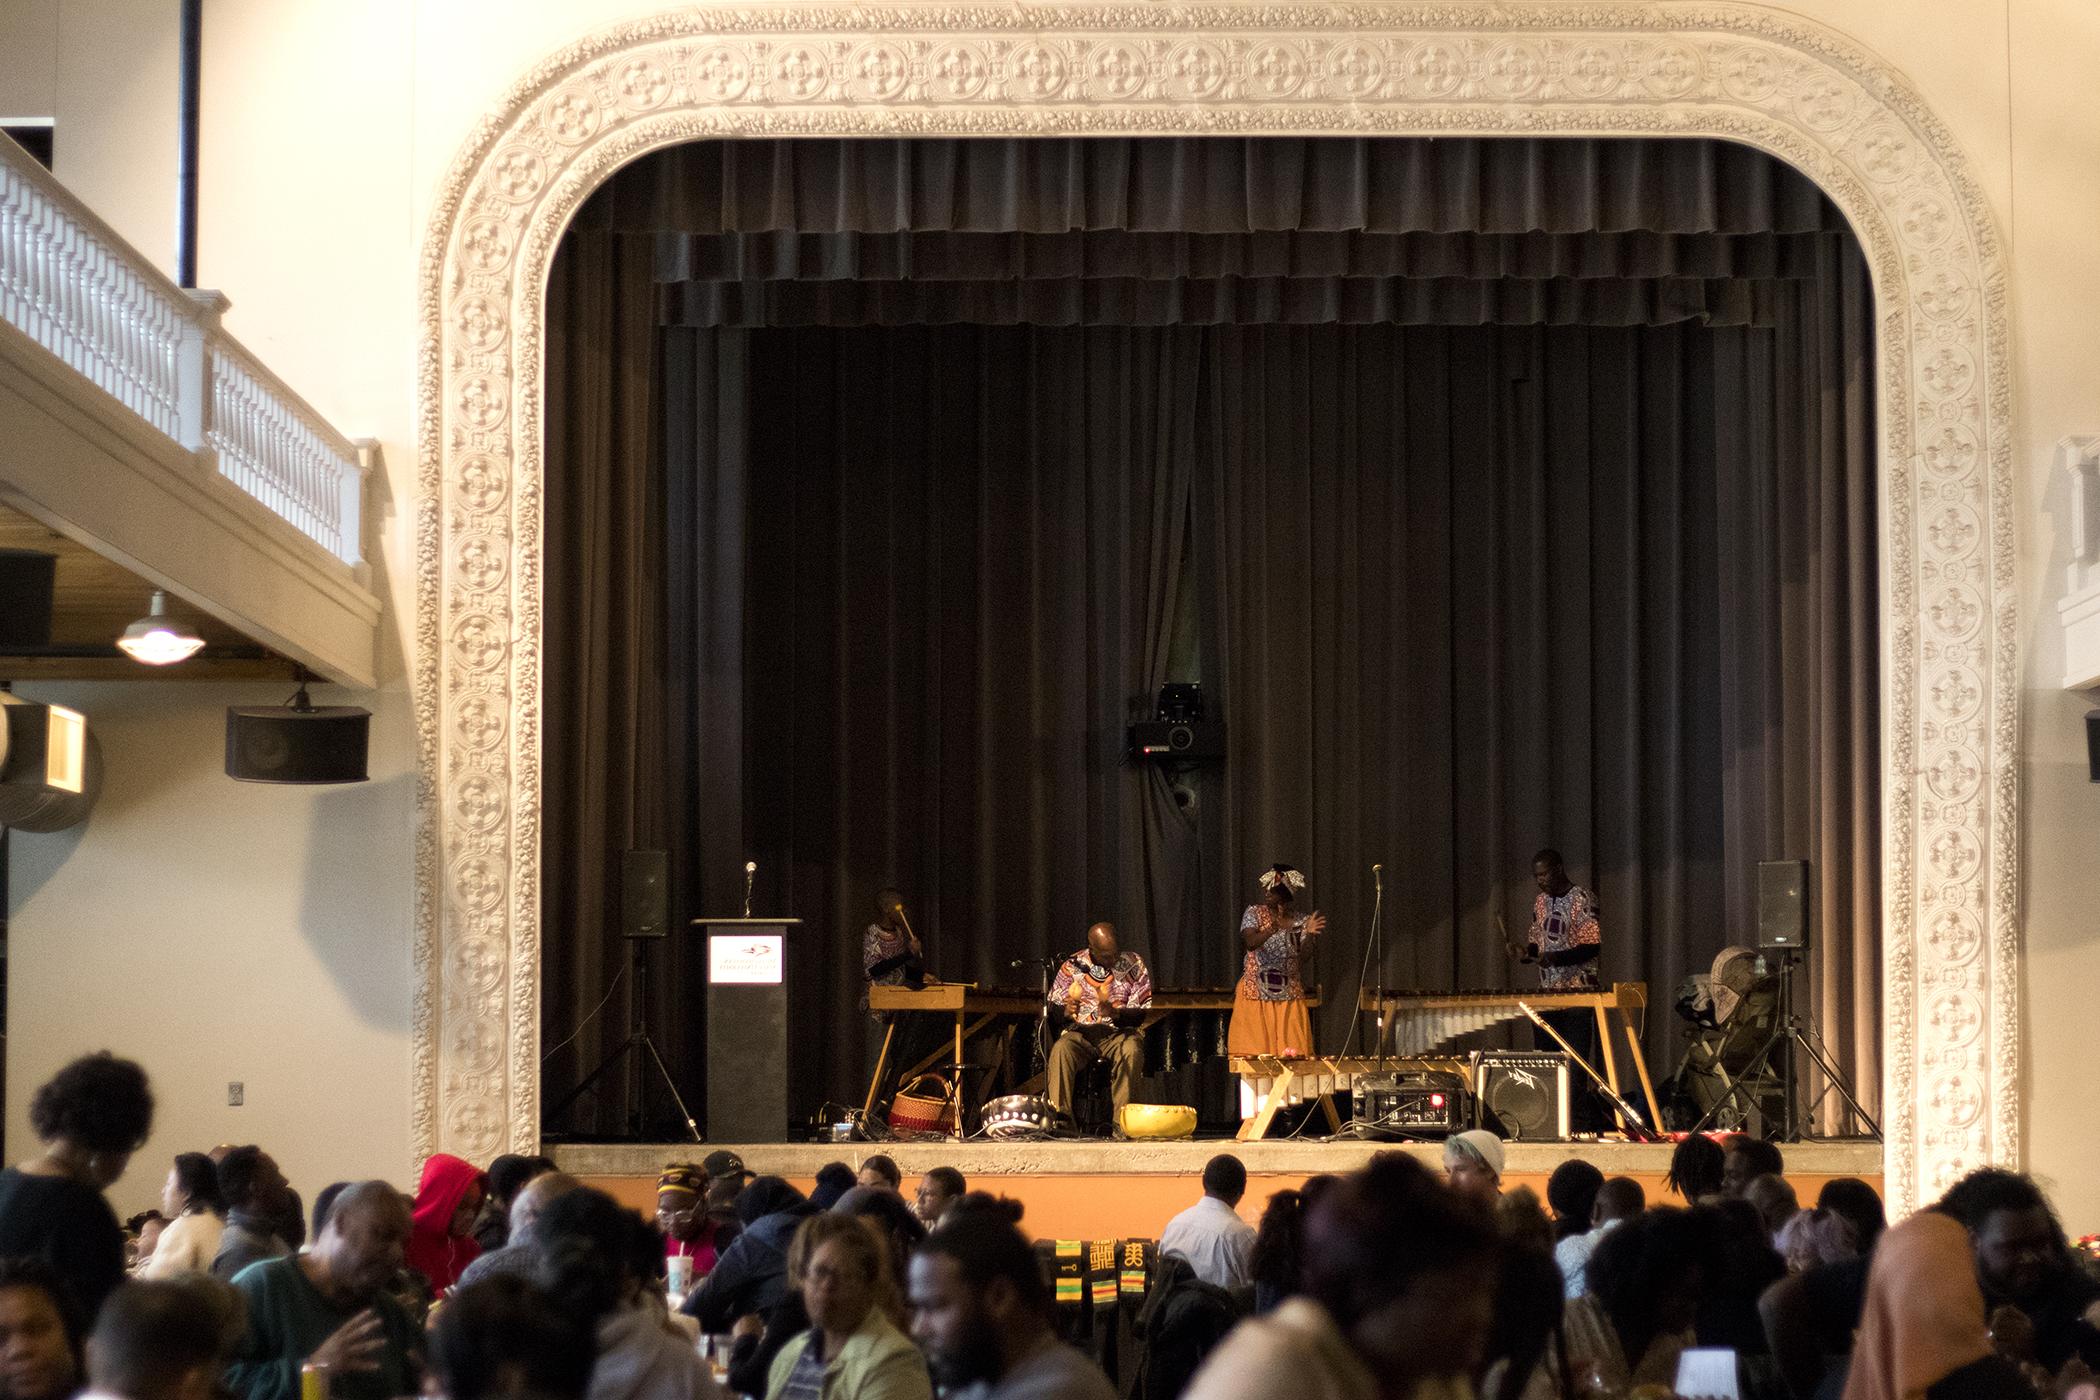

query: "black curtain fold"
xmin=540 ymin=231 xmax=683 ymax=1127
xmin=538 ymin=137 xmax=1879 ymax=1137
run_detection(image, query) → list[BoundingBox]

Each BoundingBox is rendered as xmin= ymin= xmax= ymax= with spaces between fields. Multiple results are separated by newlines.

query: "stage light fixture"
xmin=115 ymin=590 xmax=205 ymax=665
xmin=0 ymin=692 xmax=98 ymax=832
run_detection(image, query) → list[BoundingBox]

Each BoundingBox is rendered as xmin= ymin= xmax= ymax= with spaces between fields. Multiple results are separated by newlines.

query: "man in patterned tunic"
xmin=1044 ymin=922 xmax=1154 ymax=1126
xmin=1522 ymin=849 xmax=1602 ymax=990
xmin=1516 ymin=847 xmax=1605 ymax=1126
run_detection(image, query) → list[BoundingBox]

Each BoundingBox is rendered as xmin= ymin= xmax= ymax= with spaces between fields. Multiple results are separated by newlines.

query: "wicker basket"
xmin=886 ymin=1074 xmax=956 ymax=1136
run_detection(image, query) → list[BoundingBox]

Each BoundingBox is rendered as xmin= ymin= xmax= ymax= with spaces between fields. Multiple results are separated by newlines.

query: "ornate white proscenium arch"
xmin=414 ymin=2 xmax=2015 ymax=1212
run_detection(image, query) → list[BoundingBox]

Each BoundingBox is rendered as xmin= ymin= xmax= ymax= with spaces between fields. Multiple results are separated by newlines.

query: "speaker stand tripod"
xmin=547 ymin=934 xmax=701 ymax=1142
xmin=1689 ymin=950 xmax=1879 ymax=1141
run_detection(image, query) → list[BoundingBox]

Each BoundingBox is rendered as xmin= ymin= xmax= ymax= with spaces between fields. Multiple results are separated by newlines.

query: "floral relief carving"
xmin=1089 ymin=41 xmax=1149 ymax=99
xmin=1561 ymin=43 xmax=1622 ymax=98
xmin=692 ymin=45 xmax=753 ymax=102
xmin=1640 ymin=42 xmax=1702 ymax=98
xmin=1169 ymin=40 xmax=1229 ymax=99
xmin=414 ymin=4 xmax=2016 ymax=1211
xmin=1248 ymin=42 xmax=1310 ymax=98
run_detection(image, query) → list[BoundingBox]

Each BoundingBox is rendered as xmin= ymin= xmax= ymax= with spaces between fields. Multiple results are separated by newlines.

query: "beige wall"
xmin=6 ymin=681 xmax=416 ymax=1214
xmin=3 ymin=1 xmax=2097 ymax=1219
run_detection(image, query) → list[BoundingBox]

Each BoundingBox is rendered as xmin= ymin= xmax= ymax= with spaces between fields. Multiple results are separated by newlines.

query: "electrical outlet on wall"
xmin=227 ymin=1082 xmax=244 ymax=1107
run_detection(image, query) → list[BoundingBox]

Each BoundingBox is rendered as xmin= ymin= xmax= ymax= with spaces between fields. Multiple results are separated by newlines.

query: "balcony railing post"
xmin=177 ymin=288 xmax=228 ymax=456
xmin=349 ymin=439 xmax=378 ymax=569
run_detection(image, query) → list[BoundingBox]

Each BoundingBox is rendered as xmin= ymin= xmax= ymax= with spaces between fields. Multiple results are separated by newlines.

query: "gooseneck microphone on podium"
xmin=743 ymin=861 xmax=757 ymax=918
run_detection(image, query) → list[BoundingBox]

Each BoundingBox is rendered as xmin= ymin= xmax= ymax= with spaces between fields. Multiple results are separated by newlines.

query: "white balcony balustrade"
xmin=0 ymin=133 xmax=365 ymax=566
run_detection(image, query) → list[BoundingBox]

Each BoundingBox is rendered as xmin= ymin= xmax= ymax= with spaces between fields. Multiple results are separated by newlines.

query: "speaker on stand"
xmin=545 ymin=849 xmax=700 ymax=1141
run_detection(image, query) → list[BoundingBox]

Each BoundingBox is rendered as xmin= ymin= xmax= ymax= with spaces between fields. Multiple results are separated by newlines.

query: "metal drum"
xmin=981 ymin=1094 xmax=1062 ymax=1140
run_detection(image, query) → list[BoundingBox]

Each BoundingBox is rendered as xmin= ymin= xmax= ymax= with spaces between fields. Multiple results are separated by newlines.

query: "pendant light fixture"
xmin=115 ymin=590 xmax=206 ymax=665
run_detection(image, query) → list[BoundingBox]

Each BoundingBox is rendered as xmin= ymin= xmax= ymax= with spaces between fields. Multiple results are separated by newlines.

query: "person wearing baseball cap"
xmin=658 ymin=1162 xmax=734 ymax=1283
xmin=1442 ymin=1129 xmax=1505 ymax=1207
xmin=702 ymin=1151 xmax=752 ymax=1186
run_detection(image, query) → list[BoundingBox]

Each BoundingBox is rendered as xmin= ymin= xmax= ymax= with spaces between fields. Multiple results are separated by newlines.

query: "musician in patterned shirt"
xmin=1520 ymin=849 xmax=1602 ymax=989
xmin=1515 ymin=848 xmax=1605 ymax=1126
xmin=1045 ymin=922 xmax=1154 ymax=1125
xmin=863 ymin=887 xmax=924 ymax=1002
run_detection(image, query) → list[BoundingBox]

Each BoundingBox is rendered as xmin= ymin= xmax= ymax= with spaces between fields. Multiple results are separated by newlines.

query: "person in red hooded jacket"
xmin=406 ymin=1154 xmax=486 ymax=1295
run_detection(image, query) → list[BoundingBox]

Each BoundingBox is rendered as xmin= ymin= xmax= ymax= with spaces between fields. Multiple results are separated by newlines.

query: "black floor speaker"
xmin=1757 ymin=858 xmax=1809 ymax=950
xmin=1476 ymin=1051 xmax=1571 ymax=1140
xmin=225 ymin=704 xmax=370 ymax=783
xmin=621 ymin=849 xmax=668 ymax=938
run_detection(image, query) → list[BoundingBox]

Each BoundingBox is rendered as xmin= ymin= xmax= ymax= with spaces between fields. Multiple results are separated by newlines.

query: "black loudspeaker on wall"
xmin=1475 ymin=1051 xmax=1571 ymax=1140
xmin=1757 ymin=859 xmax=1810 ymax=951
xmin=622 ymin=849 xmax=669 ymax=939
xmin=225 ymin=692 xmax=370 ymax=784
xmin=2087 ymin=710 xmax=2099 ymax=783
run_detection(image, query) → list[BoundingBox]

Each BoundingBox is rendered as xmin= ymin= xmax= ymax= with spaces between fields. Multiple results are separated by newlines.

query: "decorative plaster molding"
xmin=414 ymin=1 xmax=2016 ymax=1213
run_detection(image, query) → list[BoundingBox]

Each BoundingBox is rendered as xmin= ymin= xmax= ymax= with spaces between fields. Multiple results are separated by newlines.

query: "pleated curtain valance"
xmin=571 ymin=136 xmax=1844 ymax=235
xmin=559 ymin=135 xmax=1856 ymax=330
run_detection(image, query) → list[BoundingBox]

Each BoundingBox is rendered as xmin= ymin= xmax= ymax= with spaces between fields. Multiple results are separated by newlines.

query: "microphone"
xmin=1372 ymin=862 xmax=1383 ymax=891
xmin=742 ymin=861 xmax=756 ymax=918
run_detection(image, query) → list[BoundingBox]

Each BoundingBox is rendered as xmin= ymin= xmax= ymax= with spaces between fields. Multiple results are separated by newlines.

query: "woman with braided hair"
xmin=1226 ymin=864 xmax=1327 ymax=1060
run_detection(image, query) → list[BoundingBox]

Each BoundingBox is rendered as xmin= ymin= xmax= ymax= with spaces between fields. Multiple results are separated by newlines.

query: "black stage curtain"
xmin=540 ymin=138 xmax=1877 ymax=1136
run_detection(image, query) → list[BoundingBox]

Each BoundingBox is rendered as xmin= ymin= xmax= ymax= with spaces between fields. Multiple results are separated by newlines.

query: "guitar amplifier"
xmin=1476 ymin=1051 xmax=1571 ymax=1140
xmin=1351 ymin=1069 xmax=1469 ymax=1136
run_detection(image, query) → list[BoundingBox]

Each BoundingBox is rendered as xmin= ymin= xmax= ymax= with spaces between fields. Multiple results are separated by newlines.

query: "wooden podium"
xmin=696 ymin=918 xmax=801 ymax=1142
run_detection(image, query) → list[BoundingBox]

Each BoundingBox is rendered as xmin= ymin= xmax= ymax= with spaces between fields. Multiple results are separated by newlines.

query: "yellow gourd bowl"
xmin=1117 ymin=1103 xmax=1198 ymax=1139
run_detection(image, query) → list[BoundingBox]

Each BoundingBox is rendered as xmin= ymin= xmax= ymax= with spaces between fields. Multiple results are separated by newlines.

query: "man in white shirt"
xmin=1159 ymin=1155 xmax=1257 ymax=1290
xmin=1555 ymin=1175 xmax=1646 ymax=1298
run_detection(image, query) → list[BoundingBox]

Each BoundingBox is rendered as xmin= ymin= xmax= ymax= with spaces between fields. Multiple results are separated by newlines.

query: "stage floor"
xmin=552 ymin=1138 xmax=1885 ymax=1240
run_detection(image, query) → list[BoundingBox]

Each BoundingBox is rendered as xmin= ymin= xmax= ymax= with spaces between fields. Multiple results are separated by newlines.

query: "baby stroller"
xmin=1664 ymin=946 xmax=1785 ymax=1134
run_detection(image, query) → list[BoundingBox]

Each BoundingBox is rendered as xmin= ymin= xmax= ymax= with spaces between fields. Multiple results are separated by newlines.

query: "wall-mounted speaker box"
xmin=225 ymin=704 xmax=370 ymax=784
xmin=0 ymin=550 xmax=56 ymax=648
xmin=2088 ymin=709 xmax=2099 ymax=783
xmin=1757 ymin=858 xmax=1809 ymax=951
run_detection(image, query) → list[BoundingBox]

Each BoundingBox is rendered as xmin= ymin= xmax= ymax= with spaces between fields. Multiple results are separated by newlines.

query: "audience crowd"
xmin=4 ymin=1051 xmax=2095 ymax=1400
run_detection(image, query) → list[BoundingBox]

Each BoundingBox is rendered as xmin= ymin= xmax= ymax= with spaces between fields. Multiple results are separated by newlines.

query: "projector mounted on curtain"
xmin=1128 ymin=683 xmax=1222 ymax=762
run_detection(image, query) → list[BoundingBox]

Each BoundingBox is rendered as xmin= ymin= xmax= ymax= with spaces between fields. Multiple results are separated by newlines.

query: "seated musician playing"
xmin=1045 ymin=922 xmax=1153 ymax=1127
xmin=863 ymin=887 xmax=924 ymax=998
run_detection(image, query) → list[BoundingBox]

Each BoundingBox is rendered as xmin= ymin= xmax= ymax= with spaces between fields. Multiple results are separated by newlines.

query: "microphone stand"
xmin=1340 ymin=865 xmax=1384 ymax=1059
xmin=1012 ymin=956 xmax=1062 ymax=1077
xmin=1519 ymin=1001 xmax=1659 ymax=1142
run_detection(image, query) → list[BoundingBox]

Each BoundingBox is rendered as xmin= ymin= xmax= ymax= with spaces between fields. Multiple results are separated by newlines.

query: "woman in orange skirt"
xmin=1227 ymin=863 xmax=1327 ymax=1058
